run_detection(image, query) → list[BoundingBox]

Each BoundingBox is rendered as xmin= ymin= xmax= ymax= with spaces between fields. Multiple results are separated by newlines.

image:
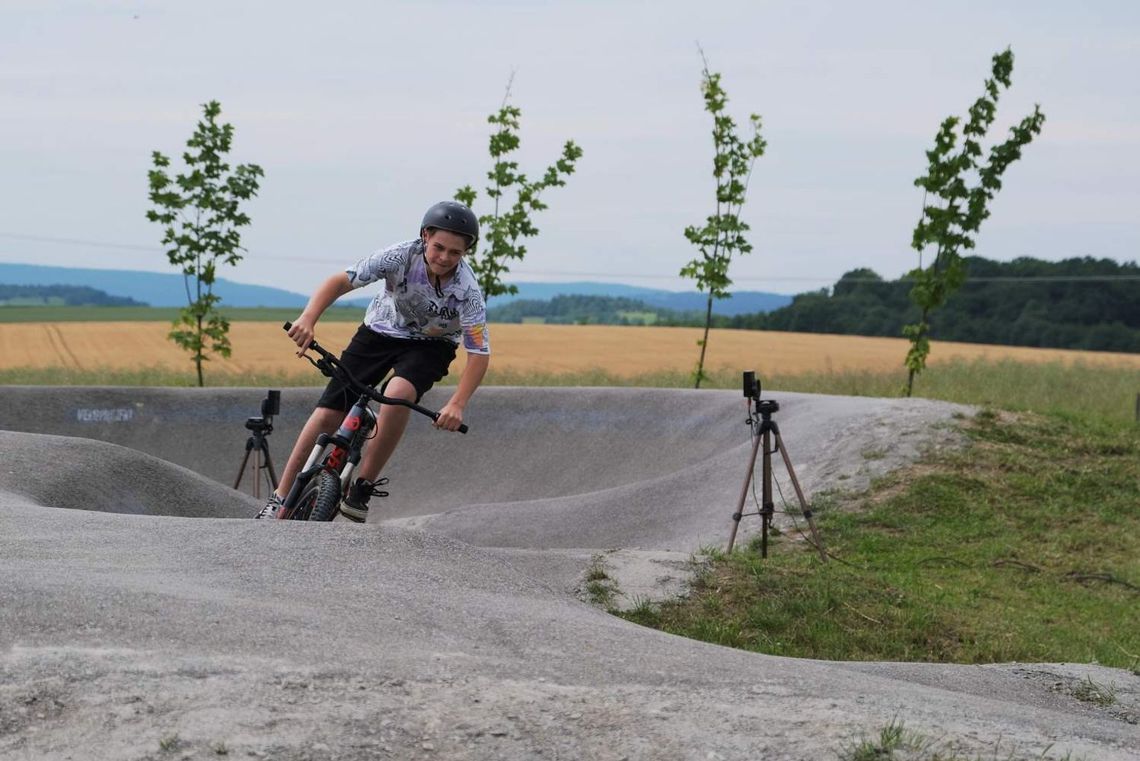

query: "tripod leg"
xmin=727 ymin=428 xmax=763 ymax=553
xmin=773 ymin=430 xmax=828 ymax=562
xmin=233 ymin=443 xmax=254 ymax=490
xmin=761 ymin=428 xmax=773 ymax=559
xmin=259 ymin=438 xmax=279 ymax=493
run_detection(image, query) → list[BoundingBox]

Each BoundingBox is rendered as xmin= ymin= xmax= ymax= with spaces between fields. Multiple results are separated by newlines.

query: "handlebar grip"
xmin=430 ymin=411 xmax=468 ymax=434
xmin=283 ymin=321 xmax=320 ymax=353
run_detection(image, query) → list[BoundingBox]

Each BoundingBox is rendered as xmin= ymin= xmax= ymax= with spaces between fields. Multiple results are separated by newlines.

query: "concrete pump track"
xmin=1 ymin=386 xmax=1136 ymax=760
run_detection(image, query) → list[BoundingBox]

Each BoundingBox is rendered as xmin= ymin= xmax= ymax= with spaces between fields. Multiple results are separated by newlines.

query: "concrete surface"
xmin=1 ymin=386 xmax=1137 ymax=760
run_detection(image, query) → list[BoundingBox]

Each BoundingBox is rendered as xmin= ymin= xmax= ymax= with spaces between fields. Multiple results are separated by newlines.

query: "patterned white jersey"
xmin=346 ymin=239 xmax=490 ymax=355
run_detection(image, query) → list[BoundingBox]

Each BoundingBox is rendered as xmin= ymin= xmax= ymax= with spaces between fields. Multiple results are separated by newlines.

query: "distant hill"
xmin=0 ymin=263 xmax=311 ymax=308
xmin=0 ymin=284 xmax=146 ymax=307
xmin=0 ymin=263 xmax=792 ymax=315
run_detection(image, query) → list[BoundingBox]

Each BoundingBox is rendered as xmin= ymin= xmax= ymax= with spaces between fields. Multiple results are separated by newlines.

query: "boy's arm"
xmin=286 ymin=273 xmax=354 ymax=353
xmin=434 ymin=352 xmax=489 ymax=432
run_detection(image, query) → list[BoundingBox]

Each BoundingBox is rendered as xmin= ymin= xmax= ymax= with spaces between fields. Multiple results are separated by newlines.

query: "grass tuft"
xmin=841 ymin=719 xmax=1082 ymax=761
xmin=582 ymin=554 xmax=618 ymax=608
xmin=1070 ymin=677 xmax=1117 ymax=707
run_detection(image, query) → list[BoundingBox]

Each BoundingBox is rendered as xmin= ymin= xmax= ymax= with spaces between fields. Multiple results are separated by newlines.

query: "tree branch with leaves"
xmin=682 ymin=52 xmax=767 ymax=388
xmin=146 ymin=100 xmax=263 ymax=386
xmin=456 ymin=79 xmax=583 ymax=300
xmin=903 ymin=48 xmax=1044 ymax=396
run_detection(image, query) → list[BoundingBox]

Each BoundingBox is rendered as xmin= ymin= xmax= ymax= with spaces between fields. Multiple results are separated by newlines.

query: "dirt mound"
xmin=0 ymin=430 xmax=258 ymax=518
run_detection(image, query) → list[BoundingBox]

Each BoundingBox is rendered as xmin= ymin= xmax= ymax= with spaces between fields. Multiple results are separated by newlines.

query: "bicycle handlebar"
xmin=283 ymin=322 xmax=467 ymax=434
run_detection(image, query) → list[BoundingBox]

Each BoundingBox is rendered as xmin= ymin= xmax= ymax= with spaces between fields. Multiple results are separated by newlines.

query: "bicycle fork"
xmin=285 ymin=399 xmax=376 ymax=509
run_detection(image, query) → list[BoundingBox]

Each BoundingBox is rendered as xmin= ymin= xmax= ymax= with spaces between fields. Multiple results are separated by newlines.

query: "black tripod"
xmin=233 ymin=391 xmax=281 ymax=499
xmin=727 ymin=392 xmax=827 ymax=562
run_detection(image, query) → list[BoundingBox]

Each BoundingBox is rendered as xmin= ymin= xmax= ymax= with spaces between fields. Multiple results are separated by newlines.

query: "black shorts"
xmin=315 ymin=325 xmax=457 ymax=412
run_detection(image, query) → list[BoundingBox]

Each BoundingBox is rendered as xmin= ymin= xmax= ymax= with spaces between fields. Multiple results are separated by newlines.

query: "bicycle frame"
xmin=283 ymin=393 xmax=377 ymax=513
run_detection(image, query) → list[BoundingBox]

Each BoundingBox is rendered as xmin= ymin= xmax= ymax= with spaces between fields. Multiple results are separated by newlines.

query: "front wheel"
xmin=295 ymin=469 xmax=342 ymax=522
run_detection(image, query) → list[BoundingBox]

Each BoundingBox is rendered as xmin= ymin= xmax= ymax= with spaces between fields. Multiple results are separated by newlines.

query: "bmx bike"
xmin=275 ymin=321 xmax=467 ymax=522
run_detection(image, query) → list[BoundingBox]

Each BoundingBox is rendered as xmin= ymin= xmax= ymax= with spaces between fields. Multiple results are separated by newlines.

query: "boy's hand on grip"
xmin=433 ymin=401 xmax=465 ymax=432
xmin=285 ymin=318 xmax=316 ymax=356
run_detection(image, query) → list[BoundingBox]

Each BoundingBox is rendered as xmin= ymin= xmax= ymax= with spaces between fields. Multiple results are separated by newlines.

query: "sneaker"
xmin=256 ymin=492 xmax=284 ymax=520
xmin=340 ymin=477 xmax=389 ymax=523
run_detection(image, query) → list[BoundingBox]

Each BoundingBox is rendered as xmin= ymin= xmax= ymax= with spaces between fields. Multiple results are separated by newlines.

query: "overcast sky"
xmin=2 ymin=1 xmax=1137 ymax=298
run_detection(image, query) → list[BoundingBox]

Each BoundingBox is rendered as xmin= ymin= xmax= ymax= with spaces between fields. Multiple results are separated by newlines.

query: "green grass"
xmin=486 ymin=359 xmax=1140 ymax=423
xmin=622 ymin=409 xmax=1140 ymax=667
xmin=483 ymin=362 xmax=1140 ymax=426
xmin=841 ymin=718 xmax=1081 ymax=761
xmin=0 ymin=305 xmax=365 ymax=322
xmin=1070 ymin=676 xmax=1118 ymax=707
xmin=583 ymin=553 xmax=619 ymax=608
xmin=0 ymin=365 xmax=321 ymax=387
xmin=2 ymin=357 xmax=1137 ymax=422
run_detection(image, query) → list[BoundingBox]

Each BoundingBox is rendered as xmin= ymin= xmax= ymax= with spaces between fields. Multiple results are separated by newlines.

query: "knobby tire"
xmin=304 ymin=469 xmax=343 ymax=522
xmin=289 ymin=474 xmax=320 ymax=520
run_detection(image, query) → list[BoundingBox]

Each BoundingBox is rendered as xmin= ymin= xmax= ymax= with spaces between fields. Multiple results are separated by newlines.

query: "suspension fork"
xmin=282 ymin=435 xmax=332 ymax=508
xmin=337 ymin=423 xmax=375 ymax=494
xmin=334 ymin=395 xmax=376 ymax=495
xmin=283 ymin=396 xmax=374 ymax=508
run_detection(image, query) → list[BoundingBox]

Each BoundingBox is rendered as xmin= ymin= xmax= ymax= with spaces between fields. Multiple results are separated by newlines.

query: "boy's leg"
xmin=273 ymin=406 xmax=345 ymax=500
xmin=355 ymin=376 xmax=417 ymax=483
xmin=338 ymin=375 xmax=416 ymax=522
xmin=338 ymin=337 xmax=456 ymax=522
xmin=356 ymin=339 xmax=455 ymax=484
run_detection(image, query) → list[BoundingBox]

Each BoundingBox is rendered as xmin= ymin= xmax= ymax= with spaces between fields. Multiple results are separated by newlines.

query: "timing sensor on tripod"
xmin=742 ymin=371 xmax=778 ymax=414
xmin=245 ymin=389 xmax=281 ymax=432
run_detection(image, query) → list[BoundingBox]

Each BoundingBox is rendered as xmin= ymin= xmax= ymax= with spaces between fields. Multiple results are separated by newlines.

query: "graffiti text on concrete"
xmin=76 ymin=408 xmax=135 ymax=423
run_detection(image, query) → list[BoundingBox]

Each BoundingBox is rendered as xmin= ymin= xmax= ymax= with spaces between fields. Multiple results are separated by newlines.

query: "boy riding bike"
xmin=257 ymin=200 xmax=490 ymax=522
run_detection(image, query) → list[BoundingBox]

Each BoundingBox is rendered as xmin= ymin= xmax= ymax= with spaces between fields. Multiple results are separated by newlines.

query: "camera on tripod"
xmin=245 ymin=390 xmax=281 ymax=433
xmin=236 ymin=390 xmax=281 ymax=497
xmin=743 ymin=370 xmax=761 ymax=401
xmin=728 ymin=370 xmax=826 ymax=560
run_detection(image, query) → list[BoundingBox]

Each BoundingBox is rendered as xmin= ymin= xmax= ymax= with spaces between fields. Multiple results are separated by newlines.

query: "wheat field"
xmin=3 ymin=321 xmax=1138 ymax=378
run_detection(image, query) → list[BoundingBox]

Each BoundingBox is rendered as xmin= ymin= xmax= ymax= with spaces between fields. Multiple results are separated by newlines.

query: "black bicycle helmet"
xmin=420 ymin=201 xmax=479 ymax=249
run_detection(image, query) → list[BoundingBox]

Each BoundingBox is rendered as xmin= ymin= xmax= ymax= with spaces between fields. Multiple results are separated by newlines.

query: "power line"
xmin=0 ymin=232 xmax=159 ymax=252
xmin=510 ymin=270 xmax=1140 ymax=283
xmin=1 ymin=231 xmax=1137 ymax=285
xmin=0 ymin=232 xmax=330 ymax=263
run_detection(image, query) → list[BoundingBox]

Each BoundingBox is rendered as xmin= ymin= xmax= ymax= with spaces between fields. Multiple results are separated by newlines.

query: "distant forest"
xmin=734 ymin=256 xmax=1139 ymax=352
xmin=489 ymin=257 xmax=1140 ymax=352
xmin=0 ymin=284 xmax=147 ymax=307
xmin=488 ymin=295 xmax=704 ymax=326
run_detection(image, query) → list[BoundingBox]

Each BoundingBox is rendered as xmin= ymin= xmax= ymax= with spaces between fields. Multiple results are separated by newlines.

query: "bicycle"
xmin=276 ymin=321 xmax=467 ymax=522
